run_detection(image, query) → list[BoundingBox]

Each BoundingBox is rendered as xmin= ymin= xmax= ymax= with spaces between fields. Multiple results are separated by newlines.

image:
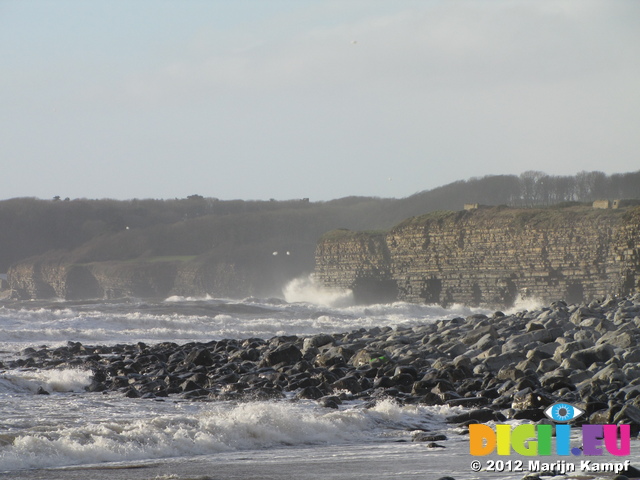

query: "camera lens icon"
xmin=544 ymin=403 xmax=585 ymax=423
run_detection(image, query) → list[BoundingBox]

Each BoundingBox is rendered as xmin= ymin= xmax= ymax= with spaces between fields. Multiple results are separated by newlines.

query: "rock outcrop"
xmin=315 ymin=206 xmax=640 ymax=307
xmin=8 ymin=258 xmax=183 ymax=300
xmin=8 ymin=252 xmax=308 ymax=300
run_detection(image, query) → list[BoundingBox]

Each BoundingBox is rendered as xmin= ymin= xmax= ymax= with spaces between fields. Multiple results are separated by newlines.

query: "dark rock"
xmin=303 ymin=334 xmax=334 ymax=350
xmin=540 ymin=372 xmax=576 ymax=392
xmin=124 ymin=387 xmax=140 ymax=398
xmin=295 ymin=386 xmax=325 ymax=400
xmin=623 ymin=465 xmax=640 ymax=478
xmin=511 ymin=388 xmax=553 ymax=410
xmin=181 ymin=388 xmax=209 ymax=399
xmin=184 ymin=348 xmax=215 ymax=367
xmin=446 ymin=408 xmax=505 ymax=424
xmin=512 ymin=409 xmax=545 ymax=421
xmin=419 ymin=392 xmax=444 ymax=405
xmin=571 ymin=344 xmax=615 ymax=366
xmin=265 ymin=344 xmax=302 ymax=367
xmin=179 ymin=380 xmax=202 ymax=393
xmin=394 ymin=365 xmax=418 ymax=378
xmin=315 ymin=347 xmax=351 ymax=367
xmin=411 ymin=379 xmax=436 ymax=394
xmin=391 ymin=373 xmax=415 ymax=387
xmin=350 ymin=349 xmax=390 ymax=368
xmin=496 ymin=366 xmax=524 ymax=381
xmin=319 ymin=395 xmax=342 ymax=409
xmin=87 ymin=382 xmax=108 ymax=392
xmin=483 ymin=352 xmax=526 ymax=372
xmin=332 ymin=375 xmax=362 ymax=394
xmin=463 ymin=325 xmax=498 ymax=345
xmin=445 ymin=397 xmax=489 ymax=408
xmin=412 ymin=432 xmax=447 ymax=442
xmin=613 ymin=404 xmax=640 ymax=425
xmin=246 ymin=387 xmax=285 ymax=401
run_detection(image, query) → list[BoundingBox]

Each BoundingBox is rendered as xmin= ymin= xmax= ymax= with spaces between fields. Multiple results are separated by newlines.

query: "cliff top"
xmin=321 ymin=204 xmax=640 ymax=241
xmin=319 ymin=228 xmax=388 ymax=242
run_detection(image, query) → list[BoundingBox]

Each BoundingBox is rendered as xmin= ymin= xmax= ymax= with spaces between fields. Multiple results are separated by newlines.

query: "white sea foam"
xmin=0 ymin=296 xmax=499 ymax=474
xmin=0 ymin=298 xmax=489 ymax=356
xmin=163 ymin=294 xmax=214 ymax=302
xmin=505 ymin=294 xmax=545 ymax=314
xmin=0 ymin=368 xmax=93 ymax=394
xmin=282 ymin=274 xmax=354 ymax=307
xmin=0 ymin=398 xmax=445 ymax=472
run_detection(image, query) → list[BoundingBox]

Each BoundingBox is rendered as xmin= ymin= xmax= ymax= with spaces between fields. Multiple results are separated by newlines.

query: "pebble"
xmin=7 ymin=294 xmax=640 ymax=437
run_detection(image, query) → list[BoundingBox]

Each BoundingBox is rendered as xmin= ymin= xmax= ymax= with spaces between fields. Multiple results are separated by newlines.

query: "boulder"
xmin=264 ymin=343 xmax=302 ymax=366
xmin=184 ymin=348 xmax=215 ymax=367
xmin=446 ymin=408 xmax=505 ymax=424
xmin=332 ymin=375 xmax=363 ymax=394
xmin=349 ymin=349 xmax=390 ymax=368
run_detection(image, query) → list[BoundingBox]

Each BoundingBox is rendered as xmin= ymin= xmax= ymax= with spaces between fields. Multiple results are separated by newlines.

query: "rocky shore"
xmin=6 ymin=295 xmax=640 ymax=440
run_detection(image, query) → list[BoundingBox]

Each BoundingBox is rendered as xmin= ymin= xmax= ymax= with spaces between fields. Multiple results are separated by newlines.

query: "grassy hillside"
xmin=1 ymin=170 xmax=639 ymax=299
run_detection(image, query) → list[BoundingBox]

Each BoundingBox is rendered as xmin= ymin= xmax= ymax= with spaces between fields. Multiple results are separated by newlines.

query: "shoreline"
xmin=3 ymin=295 xmax=640 ymax=479
xmin=4 ymin=295 xmax=640 ymax=423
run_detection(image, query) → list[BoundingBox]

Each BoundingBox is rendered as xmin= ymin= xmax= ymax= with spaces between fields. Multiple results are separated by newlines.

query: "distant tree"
xmin=2 ymin=169 xmax=640 ymax=275
xmin=519 ymin=171 xmax=545 ymax=206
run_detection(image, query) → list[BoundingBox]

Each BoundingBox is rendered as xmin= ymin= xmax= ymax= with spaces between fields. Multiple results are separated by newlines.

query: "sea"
xmin=0 ymin=277 xmax=634 ymax=479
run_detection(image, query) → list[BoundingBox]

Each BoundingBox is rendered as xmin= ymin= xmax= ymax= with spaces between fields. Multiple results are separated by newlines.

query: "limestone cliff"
xmin=8 ymin=257 xmax=183 ymax=300
xmin=315 ymin=206 xmax=640 ymax=307
xmin=8 ymin=247 xmax=311 ymax=300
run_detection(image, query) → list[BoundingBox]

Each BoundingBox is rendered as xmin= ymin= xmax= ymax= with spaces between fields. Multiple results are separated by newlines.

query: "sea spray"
xmin=0 ymin=368 xmax=93 ymax=394
xmin=0 ymin=398 xmax=442 ymax=472
xmin=505 ymin=294 xmax=545 ymax=314
xmin=0 ymin=297 xmax=487 ymax=355
xmin=282 ymin=274 xmax=354 ymax=307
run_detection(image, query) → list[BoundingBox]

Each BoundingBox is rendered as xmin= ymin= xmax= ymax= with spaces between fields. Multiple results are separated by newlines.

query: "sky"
xmin=1 ymin=0 xmax=639 ymax=201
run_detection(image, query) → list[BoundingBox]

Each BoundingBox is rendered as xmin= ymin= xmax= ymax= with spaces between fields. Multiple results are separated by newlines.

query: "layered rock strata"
xmin=8 ymin=250 xmax=308 ymax=300
xmin=315 ymin=206 xmax=640 ymax=307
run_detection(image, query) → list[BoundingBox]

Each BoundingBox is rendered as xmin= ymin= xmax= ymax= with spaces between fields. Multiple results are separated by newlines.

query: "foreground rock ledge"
xmin=6 ymin=294 xmax=640 ymax=433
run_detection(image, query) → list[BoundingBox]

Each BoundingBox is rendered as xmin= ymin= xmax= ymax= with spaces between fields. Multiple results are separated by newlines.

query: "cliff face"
xmin=8 ymin=259 xmax=181 ymax=300
xmin=314 ymin=231 xmax=397 ymax=304
xmin=315 ymin=206 xmax=640 ymax=307
xmin=8 ymin=248 xmax=312 ymax=301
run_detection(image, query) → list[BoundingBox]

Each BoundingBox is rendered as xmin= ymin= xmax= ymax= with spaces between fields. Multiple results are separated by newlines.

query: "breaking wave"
xmin=282 ymin=275 xmax=354 ymax=307
xmin=0 ymin=398 xmax=449 ymax=471
xmin=0 ymin=368 xmax=93 ymax=395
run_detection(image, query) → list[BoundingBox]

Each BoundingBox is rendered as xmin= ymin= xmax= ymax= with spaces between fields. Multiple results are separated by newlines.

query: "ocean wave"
xmin=0 ymin=297 xmax=489 ymax=353
xmin=0 ymin=368 xmax=93 ymax=395
xmin=282 ymin=274 xmax=354 ymax=307
xmin=0 ymin=398 xmax=447 ymax=472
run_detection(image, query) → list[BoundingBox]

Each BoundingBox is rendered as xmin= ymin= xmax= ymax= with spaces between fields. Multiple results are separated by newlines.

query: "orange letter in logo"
xmin=469 ymin=424 xmax=496 ymax=456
